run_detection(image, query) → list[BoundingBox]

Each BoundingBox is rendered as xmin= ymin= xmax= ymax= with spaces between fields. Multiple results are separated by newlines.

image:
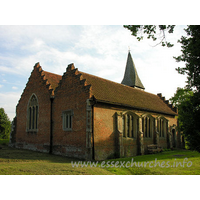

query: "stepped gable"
xmin=43 ymin=71 xmax=62 ymax=91
xmin=78 ymin=70 xmax=177 ymax=116
xmin=30 ymin=62 xmax=177 ymax=116
xmin=35 ymin=63 xmax=62 ymax=96
xmin=54 ymin=63 xmax=92 ymax=95
xmin=157 ymin=93 xmax=178 ymax=113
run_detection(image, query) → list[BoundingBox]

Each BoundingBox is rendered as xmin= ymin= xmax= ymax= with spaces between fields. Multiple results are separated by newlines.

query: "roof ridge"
xmin=43 ymin=70 xmax=62 ymax=77
xmin=79 ymin=70 xmax=134 ymax=89
xmin=77 ymin=69 xmax=176 ymax=115
xmin=32 ymin=63 xmax=177 ymax=115
xmin=79 ymin=70 xmax=158 ymax=97
xmin=33 ymin=64 xmax=151 ymax=96
xmin=54 ymin=64 xmax=92 ymax=96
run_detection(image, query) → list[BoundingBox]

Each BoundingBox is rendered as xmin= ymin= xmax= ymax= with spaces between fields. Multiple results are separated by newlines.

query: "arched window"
xmin=27 ymin=94 xmax=39 ymax=132
xmin=122 ymin=112 xmax=139 ymax=138
xmin=157 ymin=116 xmax=168 ymax=138
xmin=142 ymin=114 xmax=155 ymax=138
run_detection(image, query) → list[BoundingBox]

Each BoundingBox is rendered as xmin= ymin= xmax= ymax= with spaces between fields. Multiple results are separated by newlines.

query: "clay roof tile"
xmin=43 ymin=71 xmax=62 ymax=91
xmin=79 ymin=71 xmax=177 ymax=116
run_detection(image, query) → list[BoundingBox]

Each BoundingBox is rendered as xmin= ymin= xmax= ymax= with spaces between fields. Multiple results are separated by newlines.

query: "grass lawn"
xmin=0 ymin=144 xmax=199 ymax=175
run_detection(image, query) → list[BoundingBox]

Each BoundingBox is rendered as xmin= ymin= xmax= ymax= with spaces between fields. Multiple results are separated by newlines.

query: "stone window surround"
xmin=62 ymin=109 xmax=73 ymax=131
xmin=157 ymin=116 xmax=168 ymax=138
xmin=118 ymin=111 xmax=169 ymax=140
xmin=141 ymin=114 xmax=154 ymax=139
xmin=122 ymin=111 xmax=139 ymax=139
xmin=26 ymin=93 xmax=39 ymax=133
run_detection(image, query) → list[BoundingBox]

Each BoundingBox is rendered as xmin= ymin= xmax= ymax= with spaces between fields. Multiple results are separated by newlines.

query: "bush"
xmin=0 ymin=139 xmax=9 ymax=145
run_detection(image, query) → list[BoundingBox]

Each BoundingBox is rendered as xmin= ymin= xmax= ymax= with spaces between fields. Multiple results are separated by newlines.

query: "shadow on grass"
xmin=1 ymin=145 xmax=199 ymax=164
xmin=1 ymin=145 xmax=200 ymax=175
xmin=0 ymin=145 xmax=80 ymax=164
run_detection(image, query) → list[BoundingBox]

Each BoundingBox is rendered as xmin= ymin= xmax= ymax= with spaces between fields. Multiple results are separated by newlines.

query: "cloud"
xmin=0 ymin=65 xmax=24 ymax=75
xmin=0 ymin=26 xmax=74 ymax=50
xmin=0 ymin=84 xmax=3 ymax=88
xmin=12 ymin=86 xmax=18 ymax=90
xmin=0 ymin=25 xmax=189 ymax=120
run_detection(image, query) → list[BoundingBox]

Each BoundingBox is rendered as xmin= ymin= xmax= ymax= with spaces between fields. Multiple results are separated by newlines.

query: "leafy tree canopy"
xmin=123 ymin=25 xmax=175 ymax=47
xmin=169 ymin=88 xmax=193 ymax=132
xmin=170 ymin=87 xmax=193 ymax=108
xmin=174 ymin=25 xmax=200 ymax=93
xmin=0 ymin=108 xmax=11 ymax=139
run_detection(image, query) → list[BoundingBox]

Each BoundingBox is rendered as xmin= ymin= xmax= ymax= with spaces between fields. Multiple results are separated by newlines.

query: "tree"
xmin=174 ymin=25 xmax=200 ymax=92
xmin=169 ymin=88 xmax=194 ymax=148
xmin=0 ymin=108 xmax=11 ymax=139
xmin=123 ymin=25 xmax=175 ymax=47
xmin=124 ymin=25 xmax=200 ymax=151
xmin=173 ymin=26 xmax=200 ymax=151
xmin=170 ymin=87 xmax=193 ymax=108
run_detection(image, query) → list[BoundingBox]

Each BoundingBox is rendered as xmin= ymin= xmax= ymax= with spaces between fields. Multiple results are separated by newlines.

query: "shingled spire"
xmin=121 ymin=51 xmax=145 ymax=90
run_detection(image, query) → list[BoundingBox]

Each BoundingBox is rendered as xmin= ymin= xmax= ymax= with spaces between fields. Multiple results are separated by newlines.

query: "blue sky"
xmin=0 ymin=25 xmax=188 ymax=120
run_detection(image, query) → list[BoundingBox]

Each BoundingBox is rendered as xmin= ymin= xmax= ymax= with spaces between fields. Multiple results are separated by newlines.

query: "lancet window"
xmin=122 ymin=112 xmax=139 ymax=138
xmin=27 ymin=94 xmax=39 ymax=132
xmin=142 ymin=114 xmax=155 ymax=138
xmin=157 ymin=116 xmax=168 ymax=138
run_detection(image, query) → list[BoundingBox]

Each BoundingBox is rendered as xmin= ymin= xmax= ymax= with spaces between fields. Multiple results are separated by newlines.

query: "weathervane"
xmin=128 ymin=46 xmax=131 ymax=52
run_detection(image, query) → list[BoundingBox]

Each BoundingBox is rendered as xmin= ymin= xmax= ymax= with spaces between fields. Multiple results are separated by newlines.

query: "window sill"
xmin=63 ymin=128 xmax=72 ymax=132
xmin=26 ymin=129 xmax=38 ymax=134
xmin=123 ymin=137 xmax=136 ymax=140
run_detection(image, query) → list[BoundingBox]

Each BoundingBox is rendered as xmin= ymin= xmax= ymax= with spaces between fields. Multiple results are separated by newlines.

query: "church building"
xmin=9 ymin=52 xmax=182 ymax=160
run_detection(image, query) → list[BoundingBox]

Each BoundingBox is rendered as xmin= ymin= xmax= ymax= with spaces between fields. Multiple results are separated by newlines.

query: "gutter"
xmin=92 ymin=102 xmax=95 ymax=160
xmin=92 ymin=97 xmax=178 ymax=117
xmin=49 ymin=97 xmax=54 ymax=154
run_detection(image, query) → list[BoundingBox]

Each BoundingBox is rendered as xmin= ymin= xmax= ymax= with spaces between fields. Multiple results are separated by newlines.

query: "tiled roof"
xmin=41 ymin=62 xmax=177 ymax=116
xmin=79 ymin=71 xmax=177 ymax=116
xmin=43 ymin=71 xmax=62 ymax=91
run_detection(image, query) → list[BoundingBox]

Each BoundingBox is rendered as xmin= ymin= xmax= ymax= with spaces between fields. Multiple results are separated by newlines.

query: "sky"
xmin=0 ymin=25 xmax=188 ymax=121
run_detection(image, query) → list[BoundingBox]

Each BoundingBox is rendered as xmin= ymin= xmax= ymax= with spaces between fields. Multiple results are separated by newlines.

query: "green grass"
xmin=0 ymin=145 xmax=112 ymax=175
xmin=0 ymin=145 xmax=199 ymax=175
xmin=103 ymin=150 xmax=200 ymax=175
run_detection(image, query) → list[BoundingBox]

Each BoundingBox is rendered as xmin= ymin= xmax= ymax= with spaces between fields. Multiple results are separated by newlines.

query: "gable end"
xmin=54 ymin=63 xmax=92 ymax=96
xmin=157 ymin=93 xmax=177 ymax=113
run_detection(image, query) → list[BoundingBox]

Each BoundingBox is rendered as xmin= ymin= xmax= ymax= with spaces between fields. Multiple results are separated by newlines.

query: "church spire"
xmin=121 ymin=51 xmax=145 ymax=90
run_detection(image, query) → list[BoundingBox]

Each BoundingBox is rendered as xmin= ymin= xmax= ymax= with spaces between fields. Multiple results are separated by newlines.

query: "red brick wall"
xmin=93 ymin=105 xmax=117 ymax=160
xmin=16 ymin=65 xmax=52 ymax=152
xmin=93 ymin=104 xmax=140 ymax=160
xmin=52 ymin=68 xmax=91 ymax=159
xmin=122 ymin=138 xmax=137 ymax=157
xmin=14 ymin=64 xmax=179 ymax=160
xmin=93 ymin=103 xmax=178 ymax=160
